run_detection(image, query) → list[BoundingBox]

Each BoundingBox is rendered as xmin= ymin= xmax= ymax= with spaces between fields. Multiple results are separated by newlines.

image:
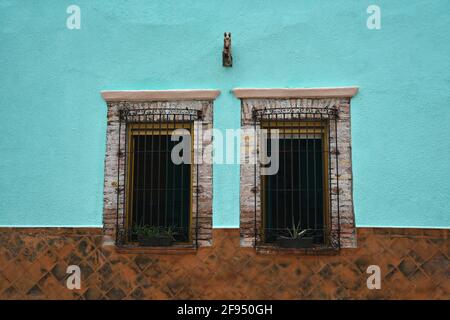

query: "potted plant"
xmin=277 ymin=217 xmax=314 ymax=248
xmin=132 ymin=225 xmax=177 ymax=247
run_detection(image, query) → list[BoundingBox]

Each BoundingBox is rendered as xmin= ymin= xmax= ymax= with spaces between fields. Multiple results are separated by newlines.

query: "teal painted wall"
xmin=0 ymin=1 xmax=449 ymax=228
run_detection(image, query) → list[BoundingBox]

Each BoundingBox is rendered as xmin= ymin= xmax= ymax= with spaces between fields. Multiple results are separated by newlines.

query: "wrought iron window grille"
xmin=116 ymin=107 xmax=202 ymax=248
xmin=252 ymin=106 xmax=341 ymax=251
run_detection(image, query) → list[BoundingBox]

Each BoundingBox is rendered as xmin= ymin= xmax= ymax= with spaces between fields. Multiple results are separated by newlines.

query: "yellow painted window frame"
xmin=125 ymin=122 xmax=194 ymax=244
xmin=260 ymin=120 xmax=331 ymax=245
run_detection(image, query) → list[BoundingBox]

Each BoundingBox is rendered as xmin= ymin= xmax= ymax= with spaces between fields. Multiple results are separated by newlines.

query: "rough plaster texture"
xmin=0 ymin=1 xmax=449 ymax=228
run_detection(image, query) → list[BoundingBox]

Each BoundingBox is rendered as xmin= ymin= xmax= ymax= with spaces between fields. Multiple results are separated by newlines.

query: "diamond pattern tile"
xmin=0 ymin=227 xmax=448 ymax=299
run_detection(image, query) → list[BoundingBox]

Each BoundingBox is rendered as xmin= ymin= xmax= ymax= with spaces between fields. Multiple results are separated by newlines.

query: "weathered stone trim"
xmin=238 ymin=96 xmax=357 ymax=249
xmin=102 ymin=98 xmax=216 ymax=247
xmin=101 ymin=89 xmax=221 ymax=102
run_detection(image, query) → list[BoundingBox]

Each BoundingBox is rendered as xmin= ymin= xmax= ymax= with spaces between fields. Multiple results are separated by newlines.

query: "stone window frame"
xmin=234 ymin=87 xmax=358 ymax=251
xmin=101 ymin=90 xmax=220 ymax=248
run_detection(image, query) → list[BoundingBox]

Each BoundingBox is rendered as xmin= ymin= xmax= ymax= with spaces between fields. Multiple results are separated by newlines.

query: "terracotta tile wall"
xmin=0 ymin=227 xmax=448 ymax=299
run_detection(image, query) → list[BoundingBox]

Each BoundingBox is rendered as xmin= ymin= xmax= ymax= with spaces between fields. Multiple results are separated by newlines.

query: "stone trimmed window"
xmin=101 ymin=90 xmax=219 ymax=248
xmin=234 ymin=87 xmax=358 ymax=251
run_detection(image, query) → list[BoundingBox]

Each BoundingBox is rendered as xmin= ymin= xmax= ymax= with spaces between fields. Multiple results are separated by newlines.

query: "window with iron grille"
xmin=102 ymin=93 xmax=216 ymax=249
xmin=103 ymin=104 xmax=214 ymax=248
xmin=126 ymin=122 xmax=193 ymax=244
xmin=238 ymin=95 xmax=357 ymax=251
xmin=116 ymin=110 xmax=200 ymax=246
xmin=261 ymin=119 xmax=330 ymax=247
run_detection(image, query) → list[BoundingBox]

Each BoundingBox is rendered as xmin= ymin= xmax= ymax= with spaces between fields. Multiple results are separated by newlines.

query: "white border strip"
xmin=101 ymin=89 xmax=221 ymax=102
xmin=232 ymin=87 xmax=359 ymax=99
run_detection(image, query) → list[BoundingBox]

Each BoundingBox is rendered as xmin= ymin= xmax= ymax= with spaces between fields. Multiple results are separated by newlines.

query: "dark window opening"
xmin=127 ymin=127 xmax=191 ymax=243
xmin=262 ymin=124 xmax=329 ymax=247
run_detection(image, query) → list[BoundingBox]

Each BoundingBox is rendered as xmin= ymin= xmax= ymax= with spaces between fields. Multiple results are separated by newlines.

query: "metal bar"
xmin=272 ymin=112 xmax=278 ymax=240
xmin=149 ymin=112 xmax=155 ymax=228
xmin=142 ymin=118 xmax=147 ymax=227
xmin=122 ymin=121 xmax=128 ymax=242
xmin=306 ymin=113 xmax=310 ymax=230
xmin=180 ymin=113 xmax=184 ymax=237
xmin=116 ymin=115 xmax=121 ymax=244
xmin=298 ymin=111 xmax=302 ymax=232
xmin=165 ymin=114 xmax=169 ymax=228
xmin=335 ymin=116 xmax=341 ymax=249
xmin=135 ymin=121 xmax=141 ymax=228
xmin=327 ymin=115 xmax=333 ymax=246
xmin=282 ymin=112 xmax=287 ymax=232
xmin=319 ymin=112 xmax=324 ymax=242
xmin=313 ymin=115 xmax=317 ymax=233
xmin=290 ymin=112 xmax=294 ymax=233
xmin=157 ymin=111 xmax=162 ymax=227
xmin=253 ymin=107 xmax=257 ymax=248
xmin=172 ymin=112 xmax=176 ymax=230
xmin=195 ymin=113 xmax=199 ymax=248
xmin=266 ymin=111 xmax=271 ymax=242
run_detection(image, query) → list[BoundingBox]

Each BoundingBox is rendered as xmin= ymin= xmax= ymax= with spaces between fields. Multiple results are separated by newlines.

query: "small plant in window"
xmin=132 ymin=225 xmax=177 ymax=247
xmin=277 ymin=216 xmax=313 ymax=248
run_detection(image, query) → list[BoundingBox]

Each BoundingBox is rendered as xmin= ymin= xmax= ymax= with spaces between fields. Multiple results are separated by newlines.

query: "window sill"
xmin=255 ymin=245 xmax=339 ymax=256
xmin=114 ymin=244 xmax=197 ymax=255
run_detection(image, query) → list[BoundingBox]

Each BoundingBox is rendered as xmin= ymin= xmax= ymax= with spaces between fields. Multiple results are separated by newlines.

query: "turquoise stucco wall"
xmin=0 ymin=1 xmax=449 ymax=228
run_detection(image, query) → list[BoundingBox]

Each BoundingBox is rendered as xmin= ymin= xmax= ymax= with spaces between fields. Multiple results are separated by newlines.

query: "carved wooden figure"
xmin=223 ymin=32 xmax=232 ymax=67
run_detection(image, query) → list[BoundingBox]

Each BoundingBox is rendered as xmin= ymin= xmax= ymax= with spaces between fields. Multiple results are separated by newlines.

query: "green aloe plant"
xmin=281 ymin=215 xmax=309 ymax=240
xmin=132 ymin=225 xmax=177 ymax=241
